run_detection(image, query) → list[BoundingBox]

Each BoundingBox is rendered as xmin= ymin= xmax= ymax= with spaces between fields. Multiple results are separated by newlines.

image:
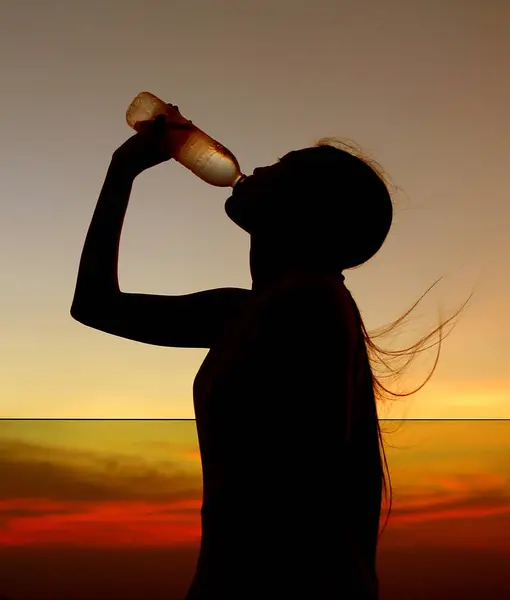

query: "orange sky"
xmin=0 ymin=420 xmax=509 ymax=599
xmin=0 ymin=0 xmax=509 ymax=418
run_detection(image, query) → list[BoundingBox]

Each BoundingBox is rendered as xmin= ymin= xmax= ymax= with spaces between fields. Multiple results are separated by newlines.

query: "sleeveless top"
xmin=186 ymin=272 xmax=381 ymax=600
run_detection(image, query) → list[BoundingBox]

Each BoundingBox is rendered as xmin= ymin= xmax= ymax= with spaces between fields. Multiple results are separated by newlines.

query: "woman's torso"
xmin=187 ymin=273 xmax=382 ymax=599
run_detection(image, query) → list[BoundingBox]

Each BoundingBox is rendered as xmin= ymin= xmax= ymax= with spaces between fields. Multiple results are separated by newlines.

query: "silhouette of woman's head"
xmin=225 ymin=140 xmax=393 ymax=287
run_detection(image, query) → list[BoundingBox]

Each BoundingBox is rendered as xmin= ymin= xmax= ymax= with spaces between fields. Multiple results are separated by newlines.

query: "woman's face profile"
xmin=224 ymin=149 xmax=331 ymax=289
xmin=224 ymin=150 xmax=313 ymax=235
xmin=225 ymin=158 xmax=285 ymax=234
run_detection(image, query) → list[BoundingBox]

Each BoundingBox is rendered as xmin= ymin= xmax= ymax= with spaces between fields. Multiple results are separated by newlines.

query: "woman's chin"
xmin=224 ymin=194 xmax=235 ymax=219
xmin=224 ymin=195 xmax=248 ymax=231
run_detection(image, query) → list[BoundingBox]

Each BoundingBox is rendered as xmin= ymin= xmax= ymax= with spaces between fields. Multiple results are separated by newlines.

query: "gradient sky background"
xmin=1 ymin=0 xmax=509 ymax=418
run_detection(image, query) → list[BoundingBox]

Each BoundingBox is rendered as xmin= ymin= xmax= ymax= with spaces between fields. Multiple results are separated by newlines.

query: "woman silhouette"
xmin=71 ymin=119 xmax=393 ymax=599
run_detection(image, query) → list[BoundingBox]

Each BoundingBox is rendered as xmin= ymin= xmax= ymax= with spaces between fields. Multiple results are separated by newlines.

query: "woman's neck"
xmin=251 ymin=266 xmax=344 ymax=296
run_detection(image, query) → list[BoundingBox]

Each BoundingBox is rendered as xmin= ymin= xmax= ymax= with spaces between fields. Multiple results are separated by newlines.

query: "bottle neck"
xmin=233 ymin=173 xmax=247 ymax=188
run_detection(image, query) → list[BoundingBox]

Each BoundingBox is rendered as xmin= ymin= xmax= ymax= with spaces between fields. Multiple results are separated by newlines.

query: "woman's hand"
xmin=112 ymin=108 xmax=194 ymax=177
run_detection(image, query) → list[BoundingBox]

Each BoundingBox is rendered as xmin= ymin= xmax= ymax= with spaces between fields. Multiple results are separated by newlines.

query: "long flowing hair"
xmin=314 ymin=137 xmax=475 ymax=539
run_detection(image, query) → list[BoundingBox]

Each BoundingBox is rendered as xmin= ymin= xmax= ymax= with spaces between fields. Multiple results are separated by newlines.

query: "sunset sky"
xmin=1 ymin=0 xmax=509 ymax=418
xmin=1 ymin=420 xmax=509 ymax=599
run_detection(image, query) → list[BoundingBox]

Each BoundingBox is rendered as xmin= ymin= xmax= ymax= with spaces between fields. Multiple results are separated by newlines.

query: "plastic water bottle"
xmin=126 ymin=92 xmax=246 ymax=188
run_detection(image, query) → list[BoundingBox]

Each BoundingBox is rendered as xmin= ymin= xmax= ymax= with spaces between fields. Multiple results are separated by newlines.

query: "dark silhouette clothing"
xmin=186 ymin=272 xmax=381 ymax=599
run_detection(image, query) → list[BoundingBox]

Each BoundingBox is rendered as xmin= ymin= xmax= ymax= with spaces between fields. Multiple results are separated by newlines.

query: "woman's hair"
xmin=311 ymin=137 xmax=475 ymax=540
xmin=307 ymin=139 xmax=394 ymax=270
